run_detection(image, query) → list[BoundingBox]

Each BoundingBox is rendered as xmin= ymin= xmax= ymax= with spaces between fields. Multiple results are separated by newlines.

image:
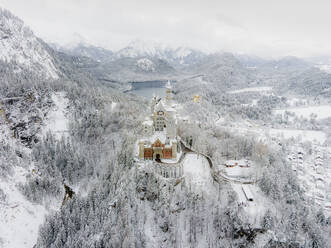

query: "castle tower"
xmin=172 ymin=141 xmax=177 ymax=159
xmin=166 ymin=112 xmax=176 ymax=139
xmin=165 ymin=80 xmax=172 ymax=104
xmin=153 ymin=101 xmax=166 ymax=131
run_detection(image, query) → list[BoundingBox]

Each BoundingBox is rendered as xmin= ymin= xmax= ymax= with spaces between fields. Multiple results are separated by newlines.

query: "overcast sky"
xmin=1 ymin=0 xmax=331 ymax=57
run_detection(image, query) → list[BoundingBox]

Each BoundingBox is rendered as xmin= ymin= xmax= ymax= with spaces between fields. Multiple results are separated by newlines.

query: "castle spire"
xmin=165 ymin=80 xmax=172 ymax=103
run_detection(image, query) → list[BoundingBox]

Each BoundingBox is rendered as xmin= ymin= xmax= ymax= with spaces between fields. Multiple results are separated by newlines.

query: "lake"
xmin=130 ymin=87 xmax=166 ymax=99
xmin=127 ymin=80 xmax=170 ymax=99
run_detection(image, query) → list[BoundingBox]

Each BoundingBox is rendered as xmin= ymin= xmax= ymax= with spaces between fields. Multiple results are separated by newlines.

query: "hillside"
xmin=0 ymin=8 xmax=59 ymax=80
xmin=0 ymin=7 xmax=330 ymax=248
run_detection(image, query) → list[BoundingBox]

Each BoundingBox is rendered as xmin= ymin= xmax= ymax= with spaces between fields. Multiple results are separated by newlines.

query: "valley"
xmin=0 ymin=6 xmax=330 ymax=248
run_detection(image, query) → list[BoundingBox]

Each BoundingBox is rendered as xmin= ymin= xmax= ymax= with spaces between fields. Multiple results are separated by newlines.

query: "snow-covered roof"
xmin=142 ymin=118 xmax=153 ymax=126
xmin=165 ymin=106 xmax=176 ymax=112
xmin=155 ymin=100 xmax=166 ymax=112
xmin=140 ymin=130 xmax=176 ymax=146
xmin=225 ymin=159 xmax=247 ymax=166
xmin=142 ymin=131 xmax=166 ymax=144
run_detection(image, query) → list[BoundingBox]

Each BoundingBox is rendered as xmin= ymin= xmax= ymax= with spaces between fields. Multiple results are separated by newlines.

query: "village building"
xmin=224 ymin=159 xmax=250 ymax=167
xmin=138 ymin=81 xmax=179 ymax=161
xmin=193 ymin=95 xmax=201 ymax=103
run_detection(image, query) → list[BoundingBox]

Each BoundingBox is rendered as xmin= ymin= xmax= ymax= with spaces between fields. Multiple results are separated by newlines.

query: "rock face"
xmin=4 ymin=90 xmax=53 ymax=147
xmin=0 ymin=8 xmax=59 ymax=79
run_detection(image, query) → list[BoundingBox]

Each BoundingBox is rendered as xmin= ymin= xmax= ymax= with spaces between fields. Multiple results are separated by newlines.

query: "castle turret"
xmin=154 ymin=101 xmax=166 ymax=131
xmin=139 ymin=141 xmax=145 ymax=159
xmin=165 ymin=80 xmax=172 ymax=103
xmin=166 ymin=111 xmax=176 ymax=139
xmin=172 ymin=140 xmax=177 ymax=159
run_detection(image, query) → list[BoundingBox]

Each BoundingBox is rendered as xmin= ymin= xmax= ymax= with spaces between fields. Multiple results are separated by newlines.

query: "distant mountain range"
xmin=1 ymin=6 xmax=330 ymax=95
xmin=53 ymin=40 xmax=206 ymax=68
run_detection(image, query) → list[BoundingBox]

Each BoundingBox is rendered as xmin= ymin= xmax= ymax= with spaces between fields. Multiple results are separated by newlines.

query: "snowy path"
xmin=42 ymin=92 xmax=69 ymax=140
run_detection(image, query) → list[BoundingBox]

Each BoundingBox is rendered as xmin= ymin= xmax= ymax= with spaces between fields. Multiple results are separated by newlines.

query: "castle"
xmin=138 ymin=81 xmax=179 ymax=161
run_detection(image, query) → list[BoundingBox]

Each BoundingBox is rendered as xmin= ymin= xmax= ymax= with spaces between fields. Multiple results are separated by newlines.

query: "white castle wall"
xmin=153 ymin=161 xmax=184 ymax=179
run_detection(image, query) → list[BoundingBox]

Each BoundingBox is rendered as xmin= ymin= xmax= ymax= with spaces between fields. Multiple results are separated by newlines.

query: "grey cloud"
xmin=0 ymin=0 xmax=331 ymax=57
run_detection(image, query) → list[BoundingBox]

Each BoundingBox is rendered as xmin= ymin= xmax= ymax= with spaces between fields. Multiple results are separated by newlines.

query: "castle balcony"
xmin=153 ymin=160 xmax=184 ymax=179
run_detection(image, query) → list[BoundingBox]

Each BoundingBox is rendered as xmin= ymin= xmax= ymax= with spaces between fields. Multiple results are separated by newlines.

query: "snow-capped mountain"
xmin=53 ymin=39 xmax=206 ymax=76
xmin=116 ymin=39 xmax=166 ymax=59
xmin=52 ymin=43 xmax=114 ymax=63
xmin=115 ymin=40 xmax=206 ymax=67
xmin=0 ymin=8 xmax=59 ymax=79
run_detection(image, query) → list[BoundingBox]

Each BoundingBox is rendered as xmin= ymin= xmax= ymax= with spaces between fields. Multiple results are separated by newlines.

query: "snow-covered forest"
xmin=0 ymin=5 xmax=331 ymax=248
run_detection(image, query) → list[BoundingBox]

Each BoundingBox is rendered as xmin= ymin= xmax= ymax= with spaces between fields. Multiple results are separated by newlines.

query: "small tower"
xmin=166 ymin=112 xmax=176 ymax=139
xmin=151 ymin=94 xmax=157 ymax=113
xmin=165 ymin=80 xmax=172 ymax=104
xmin=142 ymin=119 xmax=153 ymax=136
xmin=139 ymin=141 xmax=145 ymax=159
xmin=172 ymin=141 xmax=177 ymax=159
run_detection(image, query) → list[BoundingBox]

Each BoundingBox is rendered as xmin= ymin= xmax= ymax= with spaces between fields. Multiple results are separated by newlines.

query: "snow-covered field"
xmin=42 ymin=92 xmax=69 ymax=140
xmin=268 ymin=128 xmax=326 ymax=144
xmin=227 ymin=86 xmax=272 ymax=94
xmin=218 ymin=120 xmax=326 ymax=144
xmin=222 ymin=165 xmax=256 ymax=181
xmin=231 ymin=183 xmax=270 ymax=225
xmin=274 ymin=105 xmax=331 ymax=120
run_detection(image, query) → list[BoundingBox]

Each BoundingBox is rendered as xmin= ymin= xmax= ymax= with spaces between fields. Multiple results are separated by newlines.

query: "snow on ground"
xmin=183 ymin=153 xmax=215 ymax=196
xmin=231 ymin=183 xmax=270 ymax=225
xmin=227 ymin=86 xmax=272 ymax=94
xmin=0 ymin=167 xmax=48 ymax=248
xmin=274 ymin=105 xmax=331 ymax=120
xmin=268 ymin=128 xmax=326 ymax=144
xmin=315 ymin=64 xmax=331 ymax=74
xmin=222 ymin=165 xmax=256 ymax=181
xmin=219 ymin=119 xmax=326 ymax=144
xmin=111 ymin=102 xmax=118 ymax=111
xmin=0 ymin=11 xmax=59 ymax=79
xmin=42 ymin=92 xmax=69 ymax=140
